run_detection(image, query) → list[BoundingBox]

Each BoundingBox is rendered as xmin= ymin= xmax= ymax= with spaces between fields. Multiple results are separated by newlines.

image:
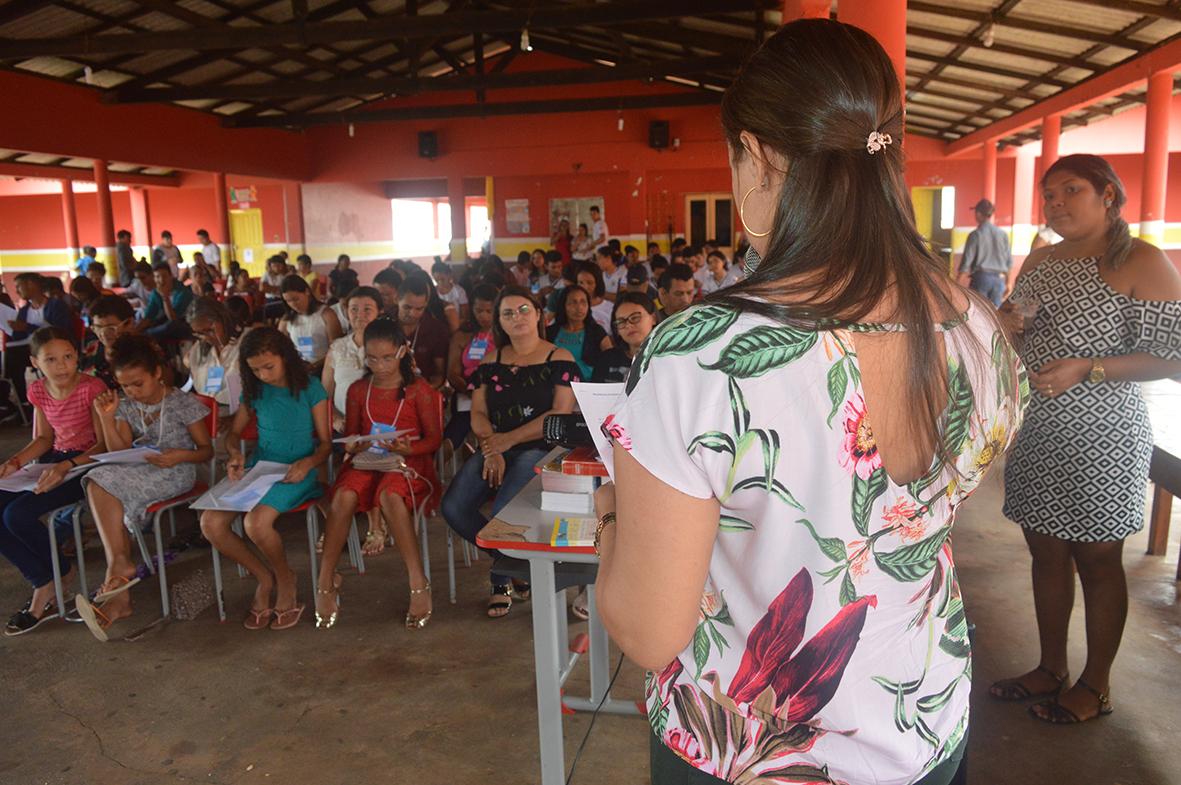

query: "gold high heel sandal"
xmin=405 ymin=583 xmax=432 ymax=630
xmin=315 ymin=574 xmax=342 ymax=629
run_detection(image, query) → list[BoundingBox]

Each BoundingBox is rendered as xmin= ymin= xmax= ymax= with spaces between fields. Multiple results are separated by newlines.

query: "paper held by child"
xmin=0 ymin=461 xmax=90 ymax=492
xmin=90 ymin=446 xmax=162 ymax=464
xmin=331 ymin=429 xmax=413 ymax=446
xmin=190 ymin=461 xmax=291 ymax=512
xmin=569 ymin=382 xmax=625 ymax=481
xmin=0 ymin=302 xmax=19 ymax=336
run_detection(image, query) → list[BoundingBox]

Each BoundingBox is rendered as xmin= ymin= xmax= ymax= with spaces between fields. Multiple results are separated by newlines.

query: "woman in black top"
xmin=441 ymin=286 xmax=579 ymax=618
xmin=546 ymin=284 xmax=611 ymax=380
xmin=592 ymin=292 xmax=657 ymax=383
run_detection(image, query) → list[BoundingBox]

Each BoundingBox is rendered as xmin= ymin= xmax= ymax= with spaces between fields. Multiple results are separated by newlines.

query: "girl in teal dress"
xmin=199 ymin=327 xmax=331 ymax=631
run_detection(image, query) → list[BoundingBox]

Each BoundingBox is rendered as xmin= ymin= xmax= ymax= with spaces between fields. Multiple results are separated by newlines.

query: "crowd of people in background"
xmin=0 ymin=219 xmax=751 ymax=635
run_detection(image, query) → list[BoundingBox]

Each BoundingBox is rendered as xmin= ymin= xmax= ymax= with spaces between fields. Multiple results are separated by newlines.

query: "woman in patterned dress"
xmin=592 ymin=20 xmax=1025 ymax=785
xmin=991 ymin=155 xmax=1181 ymax=723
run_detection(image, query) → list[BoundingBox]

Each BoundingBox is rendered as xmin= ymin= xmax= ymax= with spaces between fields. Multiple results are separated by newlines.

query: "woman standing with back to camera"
xmin=990 ymin=155 xmax=1181 ymax=723
xmin=592 ymin=20 xmax=1026 ymax=785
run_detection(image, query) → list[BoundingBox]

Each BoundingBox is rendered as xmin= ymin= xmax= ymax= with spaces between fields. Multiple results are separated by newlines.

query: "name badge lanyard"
xmin=135 ymin=396 xmax=167 ymax=449
xmin=364 ymin=379 xmax=407 ymax=454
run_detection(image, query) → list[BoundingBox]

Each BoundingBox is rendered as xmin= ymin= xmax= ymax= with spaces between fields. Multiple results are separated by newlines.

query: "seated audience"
xmin=572 ymin=223 xmax=595 ymax=261
xmin=314 ymin=318 xmax=442 ymax=630
xmin=198 ymin=327 xmax=330 ymax=631
xmin=0 ymin=327 xmax=107 ymax=636
xmin=700 ymin=249 xmax=740 ymax=295
xmin=68 ymin=277 xmax=101 ymax=320
xmin=123 ymin=261 xmax=155 ymax=307
xmin=432 ymin=260 xmax=469 ymax=327
xmin=82 ymin=296 xmax=136 ymax=390
xmin=5 ymin=273 xmax=73 ymax=404
xmin=398 ymin=273 xmax=451 ymax=388
xmin=261 ymin=255 xmax=288 ymax=319
xmin=151 ymin=230 xmax=183 ymax=279
xmin=656 ymin=263 xmax=696 ymax=322
xmin=445 ymin=284 xmax=497 ymax=448
xmin=86 ymin=261 xmax=112 ymax=293
xmin=322 ymin=286 xmax=382 ymax=432
xmin=575 ymin=262 xmax=615 ymax=333
xmin=373 ymin=268 xmax=403 ymax=316
xmin=511 ymin=252 xmax=533 ymax=289
xmin=188 ymin=263 xmax=216 ymax=297
xmin=546 ymin=285 xmax=610 ymax=381
xmin=595 ymin=246 xmax=626 ymax=302
xmin=224 ymin=293 xmax=259 ymax=333
xmin=442 ymin=287 xmax=578 ymax=618
xmin=75 ymin=335 xmax=212 ymax=640
xmin=139 ymin=262 xmax=193 ymax=341
xmin=592 ymin=293 xmax=657 ymax=383
xmin=75 ymin=245 xmax=97 ymax=276
xmin=297 ymin=255 xmax=320 ymax=297
xmin=185 ymin=297 xmax=244 ymax=414
xmin=278 ymin=274 xmax=343 ymax=371
xmin=329 ymin=254 xmax=359 ymax=301
xmin=623 ymin=265 xmax=658 ymax=301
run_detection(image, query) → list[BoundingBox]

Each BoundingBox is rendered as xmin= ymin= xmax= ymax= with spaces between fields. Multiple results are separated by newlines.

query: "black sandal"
xmin=1030 ymin=680 xmax=1113 ymax=724
xmin=511 ymin=579 xmax=531 ymax=602
xmin=4 ymin=599 xmax=59 ymax=637
xmin=487 ymin=585 xmax=512 ymax=619
xmin=988 ymin=665 xmax=1068 ymax=702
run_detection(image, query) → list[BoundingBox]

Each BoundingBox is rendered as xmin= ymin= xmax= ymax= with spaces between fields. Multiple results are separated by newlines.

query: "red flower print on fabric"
xmin=839 ymin=393 xmax=882 ymax=481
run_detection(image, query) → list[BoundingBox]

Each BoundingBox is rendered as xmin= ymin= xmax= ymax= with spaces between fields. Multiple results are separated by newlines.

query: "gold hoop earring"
xmin=739 ymin=185 xmax=771 ymax=238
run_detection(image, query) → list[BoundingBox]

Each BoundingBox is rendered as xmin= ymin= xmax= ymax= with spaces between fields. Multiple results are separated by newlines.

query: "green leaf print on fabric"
xmin=874 ymin=527 xmax=951 ymax=582
xmin=825 ymin=360 xmax=849 ymax=426
xmin=628 ymin=304 xmax=739 ymax=393
xmin=990 ymin=331 xmax=1014 ymax=407
xmin=699 ymin=324 xmax=818 ymax=378
xmin=942 ymin=357 xmax=974 ymax=458
xmin=797 ymin=519 xmax=847 ymax=563
xmin=851 ymin=467 xmax=889 ymax=537
xmin=839 ymin=570 xmax=859 ymax=607
xmin=690 ymin=591 xmax=735 ymax=678
xmin=719 ymin=515 xmax=755 ymax=532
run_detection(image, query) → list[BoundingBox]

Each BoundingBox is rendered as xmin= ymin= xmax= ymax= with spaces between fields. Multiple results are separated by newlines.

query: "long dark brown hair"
xmin=1041 ymin=154 xmax=1133 ymax=270
xmin=239 ymin=326 xmax=310 ymax=403
xmin=715 ymin=18 xmax=986 ymax=464
xmin=490 ymin=286 xmax=542 ymax=348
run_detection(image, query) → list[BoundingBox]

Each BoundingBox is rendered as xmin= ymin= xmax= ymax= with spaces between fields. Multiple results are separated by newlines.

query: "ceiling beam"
xmin=1062 ymin=0 xmax=1181 ymax=22
xmin=107 ymin=54 xmax=736 ymax=103
xmin=0 ymin=1 xmax=773 ymax=59
xmin=0 ymin=161 xmax=179 ymax=187
xmin=907 ymin=51 xmax=1073 ymax=90
xmin=907 ymin=1 xmax=1149 ymax=51
xmin=225 ymin=90 xmax=722 ymax=129
xmin=948 ymin=33 xmax=1181 ymax=154
xmin=906 ymin=24 xmax=1101 ymax=74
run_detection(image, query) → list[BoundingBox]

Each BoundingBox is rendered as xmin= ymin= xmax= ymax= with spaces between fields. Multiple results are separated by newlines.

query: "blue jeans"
xmin=969 ymin=271 xmax=1006 ymax=308
xmin=0 ymin=451 xmax=84 ymax=589
xmin=442 ymin=445 xmax=551 ymax=588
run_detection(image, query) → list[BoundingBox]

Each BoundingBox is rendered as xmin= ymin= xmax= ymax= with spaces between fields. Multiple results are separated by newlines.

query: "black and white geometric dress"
xmin=1003 ymin=255 xmax=1181 ymax=542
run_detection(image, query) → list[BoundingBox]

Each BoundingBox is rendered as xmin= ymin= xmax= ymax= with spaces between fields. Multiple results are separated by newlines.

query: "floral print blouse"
xmin=604 ymin=302 xmax=1027 ymax=785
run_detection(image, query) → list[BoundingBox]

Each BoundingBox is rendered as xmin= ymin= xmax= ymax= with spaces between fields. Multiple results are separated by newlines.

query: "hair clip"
xmin=866 ymin=131 xmax=893 ymax=155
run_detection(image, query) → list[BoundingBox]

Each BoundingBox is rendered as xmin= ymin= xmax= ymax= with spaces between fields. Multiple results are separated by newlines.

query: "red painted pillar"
xmin=213 ymin=172 xmax=231 ymax=268
xmin=448 ymin=175 xmax=467 ymax=262
xmin=59 ymin=178 xmax=79 ymax=262
xmin=1011 ymin=144 xmax=1037 ymax=272
xmin=838 ymin=0 xmax=906 ymax=97
xmin=129 ymin=188 xmax=151 ymax=258
xmin=1140 ymin=69 xmax=1173 ymax=248
xmin=93 ymin=160 xmax=116 ymax=268
xmin=783 ymin=0 xmax=830 ymax=19
xmin=982 ymin=138 xmax=998 ymax=206
xmin=1040 ymin=114 xmax=1062 ymax=176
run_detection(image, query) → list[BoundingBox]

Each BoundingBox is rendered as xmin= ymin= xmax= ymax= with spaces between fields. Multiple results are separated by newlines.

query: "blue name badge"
xmin=368 ymin=421 xmax=399 ymax=454
xmin=296 ymin=335 xmax=315 ymax=361
xmin=466 ymin=337 xmax=489 ymax=362
xmin=204 ymin=365 xmax=225 ymax=395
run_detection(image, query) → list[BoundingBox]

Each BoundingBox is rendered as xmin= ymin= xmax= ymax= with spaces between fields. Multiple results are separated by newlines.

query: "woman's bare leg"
xmin=378 ymin=490 xmax=430 ymax=619
xmin=85 ymin=483 xmax=135 ymax=620
xmin=200 ymin=510 xmax=274 ymax=612
xmin=242 ymin=506 xmax=297 ymax=611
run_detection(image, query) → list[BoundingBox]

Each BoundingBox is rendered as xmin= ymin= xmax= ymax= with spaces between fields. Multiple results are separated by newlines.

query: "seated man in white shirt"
xmin=596 ymin=246 xmax=627 ymax=302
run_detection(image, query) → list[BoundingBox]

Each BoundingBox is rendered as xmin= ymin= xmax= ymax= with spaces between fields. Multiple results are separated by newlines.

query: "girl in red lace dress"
xmin=314 ymin=318 xmax=442 ymax=630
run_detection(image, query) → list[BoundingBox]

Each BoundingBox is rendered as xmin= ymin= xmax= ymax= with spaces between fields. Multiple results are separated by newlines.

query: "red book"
xmin=561 ymin=446 xmax=609 ymax=477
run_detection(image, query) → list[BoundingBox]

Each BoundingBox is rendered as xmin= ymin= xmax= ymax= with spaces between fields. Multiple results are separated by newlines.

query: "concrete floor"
xmin=2 ymin=400 xmax=1180 ymax=785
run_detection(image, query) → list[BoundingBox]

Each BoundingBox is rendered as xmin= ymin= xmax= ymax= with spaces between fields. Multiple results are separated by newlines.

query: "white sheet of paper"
xmin=189 ymin=461 xmax=290 ymax=511
xmin=90 ymin=446 xmax=162 ymax=464
xmin=0 ymin=462 xmax=90 ymax=492
xmin=570 ymin=381 xmax=625 ymax=481
xmin=0 ymin=302 xmax=18 ymax=336
xmin=332 ymin=429 xmax=412 ymax=445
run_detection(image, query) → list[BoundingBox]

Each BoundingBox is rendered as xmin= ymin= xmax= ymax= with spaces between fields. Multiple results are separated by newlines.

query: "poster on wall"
xmin=504 ymin=198 xmax=531 ymax=234
xmin=230 ymin=186 xmax=257 ymax=209
xmin=548 ymin=197 xmax=604 ymax=237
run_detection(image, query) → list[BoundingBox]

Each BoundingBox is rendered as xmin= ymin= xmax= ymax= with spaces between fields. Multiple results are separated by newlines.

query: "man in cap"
xmin=957 ymin=198 xmax=1012 ymax=307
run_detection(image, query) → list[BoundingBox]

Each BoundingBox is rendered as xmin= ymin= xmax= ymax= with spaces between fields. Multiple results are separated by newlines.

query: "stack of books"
xmin=536 ymin=446 xmax=607 ymax=514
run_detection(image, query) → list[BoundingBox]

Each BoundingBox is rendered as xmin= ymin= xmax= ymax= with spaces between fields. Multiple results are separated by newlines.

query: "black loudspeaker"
xmin=649 ymin=120 xmax=670 ymax=150
xmin=418 ymin=131 xmax=439 ymax=159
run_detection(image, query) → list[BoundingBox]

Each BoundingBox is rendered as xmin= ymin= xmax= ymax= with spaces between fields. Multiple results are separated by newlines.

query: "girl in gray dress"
xmin=80 ymin=335 xmax=212 ymax=637
xmin=992 ymin=155 xmax=1181 ymax=723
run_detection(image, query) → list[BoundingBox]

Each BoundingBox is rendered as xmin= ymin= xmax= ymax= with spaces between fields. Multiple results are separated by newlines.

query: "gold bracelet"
xmin=593 ymin=512 xmax=616 ymax=557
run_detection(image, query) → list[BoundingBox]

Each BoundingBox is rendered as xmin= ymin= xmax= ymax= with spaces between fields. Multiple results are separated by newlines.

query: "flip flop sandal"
xmin=487 ymin=586 xmax=512 ymax=619
xmin=244 ymin=608 xmax=274 ymax=630
xmin=270 ymin=603 xmax=306 ymax=630
xmin=1029 ymin=680 xmax=1114 ymax=725
xmin=571 ymin=588 xmax=589 ymax=621
xmin=989 ymin=665 xmax=1068 ymax=702
xmin=93 ymin=575 xmax=141 ymax=603
xmin=74 ymin=593 xmax=118 ymax=642
xmin=510 ymin=580 xmax=531 ymax=602
xmin=361 ymin=529 xmax=388 ymax=556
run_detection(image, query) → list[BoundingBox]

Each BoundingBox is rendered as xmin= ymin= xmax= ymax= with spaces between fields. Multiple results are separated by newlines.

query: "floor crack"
xmin=47 ymin=689 xmax=230 ymax=785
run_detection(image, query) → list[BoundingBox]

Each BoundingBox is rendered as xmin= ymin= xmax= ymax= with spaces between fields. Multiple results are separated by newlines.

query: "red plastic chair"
xmin=131 ymin=393 xmax=219 ymax=618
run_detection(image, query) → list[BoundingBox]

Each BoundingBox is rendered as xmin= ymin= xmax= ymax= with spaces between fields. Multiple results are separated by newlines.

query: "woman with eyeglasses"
xmin=592 ymin=292 xmax=657 ymax=383
xmin=81 ymin=296 xmax=137 ymax=390
xmin=441 ymin=286 xmax=580 ymax=618
xmin=184 ymin=297 xmax=244 ymax=417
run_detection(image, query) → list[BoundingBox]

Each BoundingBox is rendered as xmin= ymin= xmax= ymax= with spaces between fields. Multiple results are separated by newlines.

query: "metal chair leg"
xmin=72 ymin=506 xmax=88 ymax=598
xmin=134 ymin=527 xmax=156 ymax=575
xmin=232 ymin=517 xmax=247 ymax=578
xmin=418 ymin=507 xmax=431 ymax=583
xmin=168 ymin=507 xmax=176 ymax=538
xmin=47 ymin=511 xmax=67 ymax=618
xmin=446 ymin=529 xmax=457 ymax=604
xmin=305 ymin=507 xmax=320 ymax=602
xmin=152 ymin=512 xmax=170 ymax=617
xmin=211 ymin=544 xmax=226 ymax=622
xmin=348 ymin=518 xmax=365 ymax=574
